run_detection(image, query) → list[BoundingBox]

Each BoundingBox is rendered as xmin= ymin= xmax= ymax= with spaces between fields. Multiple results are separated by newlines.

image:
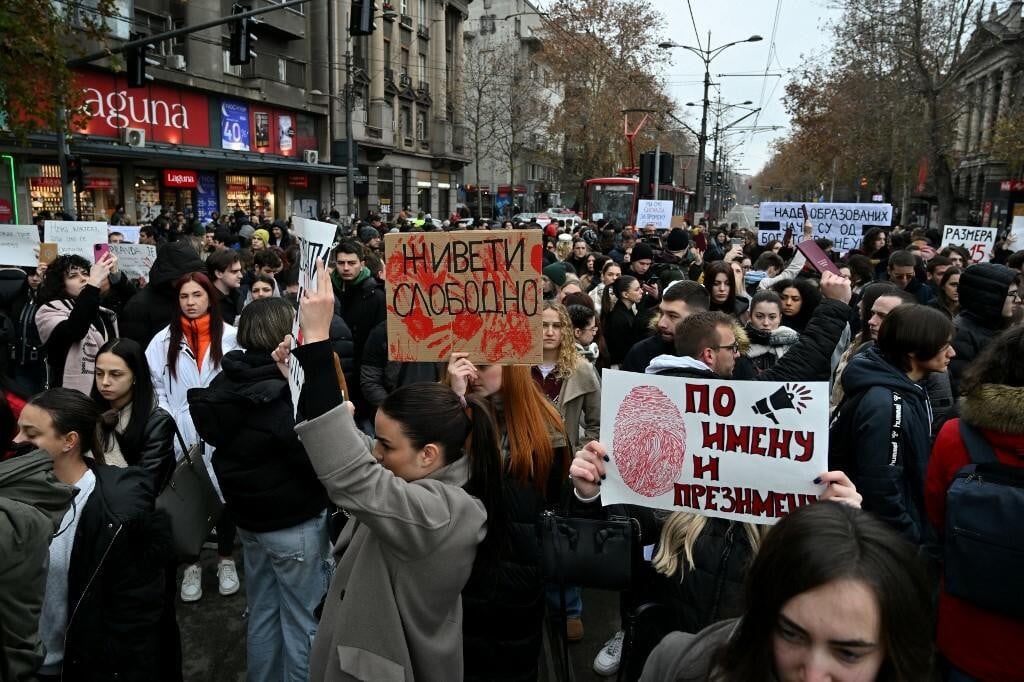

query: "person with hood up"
xmin=120 ymin=241 xmax=204 ymax=347
xmin=0 ymin=449 xmax=75 ymax=681
xmin=830 ymin=304 xmax=955 ymax=546
xmin=948 ymin=262 xmax=1020 ymax=396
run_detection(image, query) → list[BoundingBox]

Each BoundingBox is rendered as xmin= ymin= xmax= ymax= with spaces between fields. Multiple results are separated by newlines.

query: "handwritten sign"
xmin=599 ymin=370 xmax=829 ymax=525
xmin=110 ymin=225 xmax=141 ymax=244
xmin=384 ymin=229 xmax=543 ymax=363
xmin=940 ymin=225 xmax=997 ymax=264
xmin=636 ymin=200 xmax=674 ymax=229
xmin=288 ymin=217 xmax=338 ymax=415
xmin=757 ymin=202 xmax=893 ymax=253
xmin=43 ymin=221 xmax=108 ymax=260
xmin=0 ymin=225 xmax=42 ymax=267
xmin=109 ymin=244 xmax=156 ymax=280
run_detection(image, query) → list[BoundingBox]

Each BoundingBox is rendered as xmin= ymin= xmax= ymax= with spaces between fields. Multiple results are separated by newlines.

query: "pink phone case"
xmin=94 ymin=244 xmax=110 ymax=262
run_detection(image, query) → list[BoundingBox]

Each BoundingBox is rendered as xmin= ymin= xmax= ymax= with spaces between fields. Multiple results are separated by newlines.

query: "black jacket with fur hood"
xmin=62 ymin=461 xmax=174 ymax=681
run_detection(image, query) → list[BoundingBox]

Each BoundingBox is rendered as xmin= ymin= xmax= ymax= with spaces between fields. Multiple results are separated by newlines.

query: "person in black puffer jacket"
xmin=188 ymin=298 xmax=332 ymax=682
xmin=119 ymin=241 xmax=204 ymax=347
xmin=949 ymin=262 xmax=1019 ymax=396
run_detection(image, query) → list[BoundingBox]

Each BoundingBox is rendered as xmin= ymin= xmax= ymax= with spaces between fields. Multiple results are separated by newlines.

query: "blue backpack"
xmin=943 ymin=421 xmax=1024 ymax=619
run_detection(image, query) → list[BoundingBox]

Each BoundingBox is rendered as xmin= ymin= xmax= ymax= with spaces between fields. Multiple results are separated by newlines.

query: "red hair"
xmin=499 ymin=365 xmax=569 ymax=490
xmin=167 ymin=272 xmax=224 ymax=379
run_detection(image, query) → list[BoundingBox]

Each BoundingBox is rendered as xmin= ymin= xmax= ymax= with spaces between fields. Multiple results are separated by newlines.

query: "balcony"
xmin=400 ymin=14 xmax=413 ymax=28
xmin=417 ymin=24 xmax=430 ymax=39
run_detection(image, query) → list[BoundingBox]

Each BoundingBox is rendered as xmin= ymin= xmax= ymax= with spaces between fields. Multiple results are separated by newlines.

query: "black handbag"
xmin=539 ymin=510 xmax=634 ymax=590
xmin=155 ymin=429 xmax=224 ymax=559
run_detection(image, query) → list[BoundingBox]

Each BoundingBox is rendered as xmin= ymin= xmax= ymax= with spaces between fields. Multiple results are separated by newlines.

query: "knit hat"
xmin=544 ymin=224 xmax=558 ymax=238
xmin=666 ymin=228 xmax=689 ymax=251
xmin=252 ymin=228 xmax=270 ymax=246
xmin=359 ymin=226 xmax=381 ymax=243
xmin=238 ymin=223 xmax=255 ymax=239
xmin=958 ymin=262 xmax=1018 ymax=326
xmin=544 ymin=262 xmax=570 ymax=287
xmin=557 ymin=233 xmax=572 ymax=243
xmin=630 ymin=243 xmax=655 ymax=262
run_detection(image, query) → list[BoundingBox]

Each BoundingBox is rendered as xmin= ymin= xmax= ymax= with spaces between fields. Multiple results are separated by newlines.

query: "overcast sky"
xmin=657 ymin=0 xmax=843 ymax=176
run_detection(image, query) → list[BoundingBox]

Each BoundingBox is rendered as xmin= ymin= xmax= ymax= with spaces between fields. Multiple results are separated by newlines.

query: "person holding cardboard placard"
xmin=35 ymin=254 xmax=119 ymax=395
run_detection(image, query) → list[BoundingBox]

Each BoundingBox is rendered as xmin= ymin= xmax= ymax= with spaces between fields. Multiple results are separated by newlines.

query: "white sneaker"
xmin=217 ymin=558 xmax=240 ymax=596
xmin=180 ymin=563 xmax=203 ymax=603
xmin=593 ymin=630 xmax=625 ymax=676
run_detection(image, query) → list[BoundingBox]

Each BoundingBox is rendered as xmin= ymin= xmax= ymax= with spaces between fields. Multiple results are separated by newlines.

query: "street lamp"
xmin=660 ymin=33 xmax=761 ymax=222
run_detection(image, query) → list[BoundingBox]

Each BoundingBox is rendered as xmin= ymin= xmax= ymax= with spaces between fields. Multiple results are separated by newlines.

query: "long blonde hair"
xmin=542 ymin=301 xmax=579 ymax=379
xmin=555 ymin=240 xmax=573 ymax=262
xmin=652 ymin=512 xmax=767 ymax=579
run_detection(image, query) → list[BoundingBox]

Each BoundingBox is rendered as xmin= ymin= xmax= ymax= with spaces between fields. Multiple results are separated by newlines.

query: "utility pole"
xmin=56 ymin=108 xmax=74 ymax=217
xmin=695 ymin=31 xmax=712 ymax=221
xmin=653 ymin=142 xmax=661 ymax=202
xmin=344 ymin=47 xmax=356 ymax=223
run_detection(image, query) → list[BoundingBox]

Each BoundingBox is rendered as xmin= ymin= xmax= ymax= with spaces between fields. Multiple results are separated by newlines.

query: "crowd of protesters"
xmin=0 ymin=204 xmax=1022 ymax=682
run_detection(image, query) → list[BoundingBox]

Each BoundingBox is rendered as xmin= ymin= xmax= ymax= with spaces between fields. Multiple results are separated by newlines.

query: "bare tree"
xmin=490 ymin=46 xmax=551 ymax=193
xmin=462 ymin=45 xmax=501 ymax=218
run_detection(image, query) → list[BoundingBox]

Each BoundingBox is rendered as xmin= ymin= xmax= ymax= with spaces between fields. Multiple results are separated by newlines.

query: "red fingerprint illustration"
xmin=613 ymin=385 xmax=687 ymax=497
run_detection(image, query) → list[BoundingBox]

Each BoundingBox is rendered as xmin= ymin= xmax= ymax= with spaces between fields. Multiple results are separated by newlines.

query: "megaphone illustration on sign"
xmin=751 ymin=383 xmax=812 ymax=424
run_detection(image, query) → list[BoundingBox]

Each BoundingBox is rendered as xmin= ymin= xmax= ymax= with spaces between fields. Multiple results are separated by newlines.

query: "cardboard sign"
xmin=636 ymin=200 xmax=674 ymax=229
xmin=757 ymin=202 xmax=892 ymax=253
xmin=288 ymin=217 xmax=338 ymax=415
xmin=110 ymin=225 xmax=141 ymax=244
xmin=43 ymin=221 xmax=109 ymax=260
xmin=384 ymin=229 xmax=543 ymax=364
xmin=940 ymin=225 xmax=997 ymax=264
xmin=109 ymin=244 xmax=156 ymax=280
xmin=599 ymin=370 xmax=829 ymax=525
xmin=0 ymin=225 xmax=42 ymax=267
xmin=671 ymin=215 xmax=687 ymax=229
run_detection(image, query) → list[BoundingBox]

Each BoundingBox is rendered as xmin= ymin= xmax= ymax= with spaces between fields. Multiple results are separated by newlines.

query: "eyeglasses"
xmin=1008 ymin=290 xmax=1022 ymax=301
xmin=712 ymin=343 xmax=740 ymax=354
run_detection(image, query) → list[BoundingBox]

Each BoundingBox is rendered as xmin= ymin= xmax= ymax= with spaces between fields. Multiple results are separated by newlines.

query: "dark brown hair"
xmin=877 ymin=304 xmax=954 ymax=372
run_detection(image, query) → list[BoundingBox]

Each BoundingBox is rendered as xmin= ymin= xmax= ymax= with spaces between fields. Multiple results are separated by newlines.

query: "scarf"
xmin=181 ymin=314 xmax=212 ymax=370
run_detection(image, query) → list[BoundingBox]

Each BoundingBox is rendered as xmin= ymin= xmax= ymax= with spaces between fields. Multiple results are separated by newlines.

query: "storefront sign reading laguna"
xmin=75 ymin=70 xmax=210 ymax=146
xmin=599 ymin=370 xmax=830 ymax=525
xmin=163 ymin=169 xmax=198 ymax=188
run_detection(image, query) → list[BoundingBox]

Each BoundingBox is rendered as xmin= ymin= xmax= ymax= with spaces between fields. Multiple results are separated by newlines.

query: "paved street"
xmin=724 ymin=204 xmax=757 ymax=229
xmin=178 ymin=548 xmax=624 ymax=681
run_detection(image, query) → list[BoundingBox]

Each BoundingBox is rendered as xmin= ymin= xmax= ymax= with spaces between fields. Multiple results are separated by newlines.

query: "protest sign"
xmin=384 ymin=229 xmax=543 ymax=364
xmin=43 ymin=221 xmax=108 ymax=260
xmin=636 ymin=200 xmax=674 ymax=229
xmin=1010 ymin=215 xmax=1024 ymax=252
xmin=287 ymin=217 xmax=338 ymax=415
xmin=940 ymin=225 xmax=997 ymax=264
xmin=599 ymin=370 xmax=829 ymax=525
xmin=109 ymin=244 xmax=156 ymax=280
xmin=756 ymin=203 xmax=892 ymax=253
xmin=0 ymin=226 xmax=42 ymax=267
xmin=110 ymin=225 xmax=141 ymax=243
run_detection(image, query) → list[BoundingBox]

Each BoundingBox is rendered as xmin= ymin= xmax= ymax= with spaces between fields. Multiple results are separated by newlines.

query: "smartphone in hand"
xmin=93 ymin=243 xmax=110 ymax=262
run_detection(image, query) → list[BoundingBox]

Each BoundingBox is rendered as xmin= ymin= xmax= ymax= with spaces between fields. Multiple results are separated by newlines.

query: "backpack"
xmin=943 ymin=420 xmax=1024 ymax=619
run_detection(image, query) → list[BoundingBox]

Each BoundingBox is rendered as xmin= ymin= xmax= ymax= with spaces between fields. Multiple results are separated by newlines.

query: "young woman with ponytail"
xmin=279 ymin=260 xmax=505 ymax=682
xmin=601 ymin=274 xmax=644 ymax=368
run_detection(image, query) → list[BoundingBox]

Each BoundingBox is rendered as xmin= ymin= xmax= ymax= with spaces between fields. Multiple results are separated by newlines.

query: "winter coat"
xmin=740 ymin=324 xmax=799 ymax=376
xmin=120 ymin=242 xmax=204 ymax=347
xmin=62 ymin=461 xmax=173 ymax=681
xmin=191 ymin=350 xmax=329 ymax=533
xmin=830 ymin=347 xmax=933 ymax=545
xmin=99 ymin=405 xmax=178 ymax=492
xmin=949 ymin=262 xmax=1018 ymax=396
xmin=621 ymin=335 xmax=673 ymax=374
xmin=331 ymin=267 xmax=386 ymax=362
xmin=604 ymin=300 xmax=641 ymax=366
xmin=216 ymin=287 xmax=243 ymax=326
xmin=639 ymin=619 xmax=739 ymax=682
xmin=557 ymin=362 xmax=601 ymax=452
xmin=0 ymin=450 xmax=75 ymax=681
xmin=359 ymin=320 xmax=443 ymax=407
xmin=35 ymin=286 xmax=118 ymax=394
xmin=926 ymin=383 xmax=1024 ymax=681
xmin=296 ymin=402 xmax=487 ymax=682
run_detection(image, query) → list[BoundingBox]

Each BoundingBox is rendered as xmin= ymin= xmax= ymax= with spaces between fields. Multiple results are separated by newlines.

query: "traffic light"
xmin=703 ymin=171 xmax=712 ymax=185
xmin=351 ymin=1 xmax=378 ymax=35
xmin=229 ymin=5 xmax=258 ymax=66
xmin=859 ymin=176 xmax=868 ymax=188
xmin=716 ymin=172 xmax=723 ymax=186
xmin=126 ymin=33 xmax=158 ymax=88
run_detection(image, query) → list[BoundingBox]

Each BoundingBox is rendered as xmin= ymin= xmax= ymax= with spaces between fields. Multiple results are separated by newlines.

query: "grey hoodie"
xmin=0 ymin=450 xmax=76 ymax=681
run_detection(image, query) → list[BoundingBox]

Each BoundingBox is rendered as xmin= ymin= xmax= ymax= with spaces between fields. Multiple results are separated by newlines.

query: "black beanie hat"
xmin=631 ymin=243 xmax=655 ymax=262
xmin=666 ymin=229 xmax=689 ymax=251
xmin=959 ymin=262 xmax=1018 ymax=326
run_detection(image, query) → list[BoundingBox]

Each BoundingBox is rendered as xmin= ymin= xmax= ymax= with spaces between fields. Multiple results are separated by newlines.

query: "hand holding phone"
xmin=93 ymin=243 xmax=110 ymax=262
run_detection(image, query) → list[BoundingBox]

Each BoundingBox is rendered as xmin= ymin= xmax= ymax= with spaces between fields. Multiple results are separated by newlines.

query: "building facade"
xmin=952 ymin=1 xmax=1024 ymax=228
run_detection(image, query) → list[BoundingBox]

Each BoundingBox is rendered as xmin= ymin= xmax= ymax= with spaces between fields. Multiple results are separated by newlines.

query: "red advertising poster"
xmin=163 ymin=169 xmax=199 ymax=188
xmin=75 ymin=70 xmax=211 ymax=146
xmin=288 ymin=175 xmax=309 ymax=188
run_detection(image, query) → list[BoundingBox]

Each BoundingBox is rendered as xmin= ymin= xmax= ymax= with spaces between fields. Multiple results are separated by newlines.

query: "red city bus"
xmin=582 ymin=177 xmax=692 ymax=226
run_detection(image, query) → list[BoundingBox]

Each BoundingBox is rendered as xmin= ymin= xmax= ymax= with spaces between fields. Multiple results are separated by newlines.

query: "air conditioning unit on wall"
xmin=121 ymin=127 xmax=146 ymax=148
xmin=303 ymin=149 xmax=319 ymax=164
xmin=166 ymin=54 xmax=187 ymax=70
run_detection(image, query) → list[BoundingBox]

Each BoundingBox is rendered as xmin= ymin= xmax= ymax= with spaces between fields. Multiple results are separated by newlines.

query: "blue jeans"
xmin=545 ymin=584 xmax=583 ymax=619
xmin=236 ymin=511 xmax=334 ymax=682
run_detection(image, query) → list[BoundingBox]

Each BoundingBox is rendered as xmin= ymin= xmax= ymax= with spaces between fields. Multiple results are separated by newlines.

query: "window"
xmin=416 ymin=110 xmax=427 ymax=141
xmin=418 ymin=0 xmax=427 ymax=22
xmin=402 ymin=169 xmax=412 ymax=211
xmin=401 ymin=106 xmax=412 ymax=140
xmin=278 ymin=58 xmax=287 ymax=82
xmin=400 ymin=48 xmax=410 ymax=76
xmin=418 ymin=53 xmax=426 ymax=83
xmin=66 ymin=0 xmax=132 ymax=40
xmin=400 ymin=0 xmax=409 ymax=14
xmin=384 ymin=39 xmax=391 ymax=70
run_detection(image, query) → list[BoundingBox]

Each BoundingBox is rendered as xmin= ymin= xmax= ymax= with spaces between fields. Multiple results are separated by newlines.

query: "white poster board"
xmin=757 ymin=202 xmax=893 ymax=253
xmin=109 ymin=244 xmax=157 ymax=281
xmin=0 ymin=226 xmax=42 ymax=267
xmin=1010 ymin=215 xmax=1024 ymax=252
xmin=599 ymin=370 xmax=829 ymax=525
xmin=110 ymin=225 xmax=142 ymax=244
xmin=940 ymin=225 xmax=997 ymax=264
xmin=43 ymin=221 xmax=108 ymax=260
xmin=288 ymin=217 xmax=338 ymax=415
xmin=635 ymin=200 xmax=673 ymax=229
